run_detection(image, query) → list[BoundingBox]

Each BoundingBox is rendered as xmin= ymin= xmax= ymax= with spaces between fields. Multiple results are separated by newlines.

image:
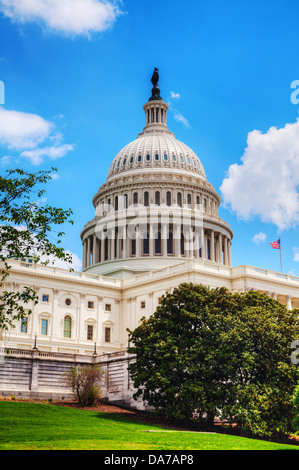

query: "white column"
xmin=92 ymin=234 xmax=97 ymax=265
xmin=126 ymin=233 xmax=131 ymax=258
xmin=224 ymin=236 xmax=228 ymax=266
xmin=211 ymin=231 xmax=215 ymax=262
xmin=175 ymin=224 xmax=181 ymax=257
xmin=87 ymin=236 xmax=91 ymax=267
xmin=219 ymin=233 xmax=223 ymax=264
xmin=287 ymin=295 xmax=293 ymax=310
xmin=228 ymin=239 xmax=232 ymax=267
xmin=82 ymin=240 xmax=87 ymax=269
xmin=162 ymin=224 xmax=167 ymax=257
xmin=136 ymin=233 xmax=141 ymax=258
xmin=101 ymin=235 xmax=105 ymax=262
xmin=111 ymin=230 xmax=115 ymax=260
xmin=201 ymin=230 xmax=206 ymax=259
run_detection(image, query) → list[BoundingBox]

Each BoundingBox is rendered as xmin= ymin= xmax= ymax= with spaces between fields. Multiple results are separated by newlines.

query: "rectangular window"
xmin=105 ymin=304 xmax=111 ymax=312
xmin=41 ymin=319 xmax=48 ymax=336
xmin=88 ymin=301 xmax=94 ymax=309
xmin=42 ymin=294 xmax=49 ymax=303
xmin=105 ymin=327 xmax=111 ymax=343
xmin=141 ymin=301 xmax=146 ymax=309
xmin=87 ymin=325 xmax=93 ymax=341
xmin=158 ymin=297 xmax=163 ymax=305
xmin=21 ymin=317 xmax=28 ymax=333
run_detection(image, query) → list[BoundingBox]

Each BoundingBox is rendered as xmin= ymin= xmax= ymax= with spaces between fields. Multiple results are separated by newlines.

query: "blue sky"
xmin=1 ymin=0 xmax=299 ymax=274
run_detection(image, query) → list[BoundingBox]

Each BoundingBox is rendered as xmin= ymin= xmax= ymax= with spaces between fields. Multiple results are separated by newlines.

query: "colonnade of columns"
xmin=82 ymin=225 xmax=232 ymax=270
xmin=244 ymin=290 xmax=297 ymax=311
xmin=144 ymin=102 xmax=168 ymax=127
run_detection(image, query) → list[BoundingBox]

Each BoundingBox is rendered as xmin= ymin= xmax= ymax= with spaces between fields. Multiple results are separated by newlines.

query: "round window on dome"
xmin=187 ymin=157 xmax=191 ymax=165
xmin=164 ymin=154 xmax=168 ymax=161
xmin=130 ymin=156 xmax=134 ymax=164
xmin=146 ymin=154 xmax=151 ymax=162
xmin=137 ymin=155 xmax=142 ymax=163
xmin=180 ymin=156 xmax=184 ymax=163
xmin=117 ymin=160 xmax=120 ymax=167
xmin=123 ymin=158 xmax=127 ymax=166
xmin=172 ymin=155 xmax=176 ymax=162
xmin=155 ymin=154 xmax=159 ymax=161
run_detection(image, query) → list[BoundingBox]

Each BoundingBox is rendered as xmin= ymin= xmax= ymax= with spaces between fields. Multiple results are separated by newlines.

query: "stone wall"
xmin=0 ymin=348 xmax=147 ymax=410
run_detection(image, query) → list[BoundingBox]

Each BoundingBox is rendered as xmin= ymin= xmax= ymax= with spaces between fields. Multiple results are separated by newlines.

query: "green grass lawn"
xmin=0 ymin=401 xmax=298 ymax=450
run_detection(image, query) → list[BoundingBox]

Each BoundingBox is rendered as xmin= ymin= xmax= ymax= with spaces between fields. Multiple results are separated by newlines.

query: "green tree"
xmin=0 ymin=167 xmax=73 ymax=331
xmin=128 ymin=283 xmax=299 ymax=437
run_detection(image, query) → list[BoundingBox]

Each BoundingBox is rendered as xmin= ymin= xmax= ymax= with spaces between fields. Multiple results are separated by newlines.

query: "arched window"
xmin=143 ymin=232 xmax=149 ymax=255
xmin=155 ymin=191 xmax=160 ymax=206
xmin=124 ymin=194 xmax=128 ymax=209
xmin=166 ymin=191 xmax=171 ymax=207
xmin=177 ymin=192 xmax=182 ymax=207
xmin=180 ymin=233 xmax=185 ymax=255
xmin=167 ymin=231 xmax=173 ymax=254
xmin=155 ymin=231 xmax=161 ymax=254
xmin=105 ymin=238 xmax=109 ymax=260
xmin=196 ymin=195 xmax=200 ymax=206
xmin=144 ymin=191 xmax=149 ymax=207
xmin=187 ymin=194 xmax=192 ymax=207
xmin=64 ymin=315 xmax=72 ymax=338
xmin=115 ymin=195 xmax=119 ymax=211
xmin=133 ymin=192 xmax=138 ymax=205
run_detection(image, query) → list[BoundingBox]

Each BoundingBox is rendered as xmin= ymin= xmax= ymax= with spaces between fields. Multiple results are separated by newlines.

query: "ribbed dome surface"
xmin=107 ymin=133 xmax=206 ymax=180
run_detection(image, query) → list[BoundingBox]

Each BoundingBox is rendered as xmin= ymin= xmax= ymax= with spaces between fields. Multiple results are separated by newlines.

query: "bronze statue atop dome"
xmin=151 ymin=68 xmax=159 ymax=87
xmin=149 ymin=67 xmax=163 ymax=101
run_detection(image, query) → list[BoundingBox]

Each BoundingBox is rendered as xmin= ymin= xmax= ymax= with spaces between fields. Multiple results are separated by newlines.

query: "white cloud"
xmin=21 ymin=143 xmax=74 ymax=165
xmin=168 ymin=92 xmax=190 ymax=128
xmin=39 ymin=250 xmax=82 ymax=271
xmin=252 ymin=232 xmax=267 ymax=244
xmin=170 ymin=91 xmax=180 ymax=99
xmin=0 ymin=107 xmax=73 ymax=164
xmin=0 ymin=0 xmax=123 ymax=37
xmin=221 ymin=119 xmax=299 ymax=231
xmin=293 ymin=247 xmax=299 ymax=262
xmin=1 ymin=155 xmax=13 ymax=166
xmin=173 ymin=110 xmax=190 ymax=128
xmin=0 ymin=107 xmax=54 ymax=150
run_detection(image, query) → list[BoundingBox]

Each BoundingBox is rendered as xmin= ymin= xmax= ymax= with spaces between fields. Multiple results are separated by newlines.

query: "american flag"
xmin=270 ymin=239 xmax=280 ymax=249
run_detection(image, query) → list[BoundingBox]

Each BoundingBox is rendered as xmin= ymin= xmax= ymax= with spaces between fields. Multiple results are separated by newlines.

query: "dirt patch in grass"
xmin=53 ymin=400 xmax=135 ymax=414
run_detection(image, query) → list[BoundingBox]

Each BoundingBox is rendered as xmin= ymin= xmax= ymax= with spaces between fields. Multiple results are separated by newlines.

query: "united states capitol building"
xmin=4 ymin=71 xmax=299 ymax=356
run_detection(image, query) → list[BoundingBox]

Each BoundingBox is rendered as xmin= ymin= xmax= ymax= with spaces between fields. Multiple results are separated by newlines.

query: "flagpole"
xmin=280 ymin=238 xmax=282 ymax=273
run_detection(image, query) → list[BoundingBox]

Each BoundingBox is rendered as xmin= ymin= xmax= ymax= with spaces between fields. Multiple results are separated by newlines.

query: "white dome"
xmin=107 ymin=133 xmax=206 ymax=180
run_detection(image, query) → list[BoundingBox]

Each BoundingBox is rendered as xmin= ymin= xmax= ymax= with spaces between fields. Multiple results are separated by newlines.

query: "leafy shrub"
xmin=65 ymin=364 xmax=105 ymax=407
